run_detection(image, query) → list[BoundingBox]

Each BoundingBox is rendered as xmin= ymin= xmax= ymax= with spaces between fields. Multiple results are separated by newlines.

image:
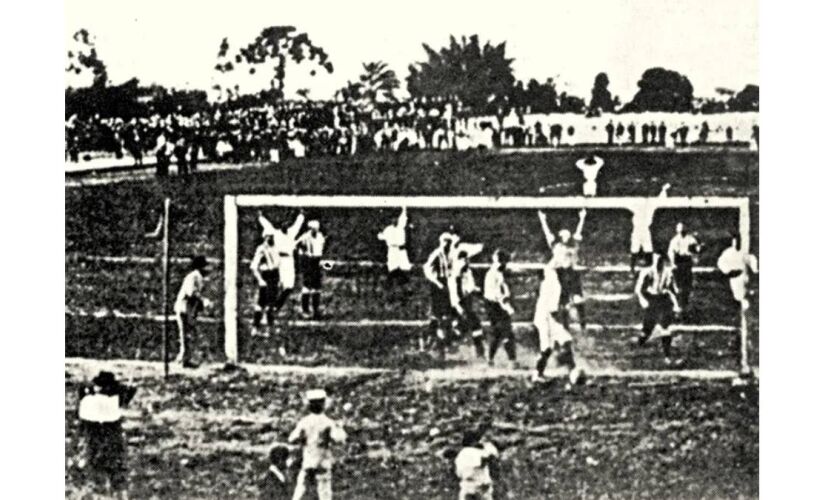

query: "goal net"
xmin=223 ymin=194 xmax=755 ymax=374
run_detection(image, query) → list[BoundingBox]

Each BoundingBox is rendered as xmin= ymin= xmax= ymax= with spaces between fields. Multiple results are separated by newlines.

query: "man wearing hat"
xmin=454 ymin=426 xmax=500 ymax=500
xmin=297 ymin=220 xmax=326 ymax=319
xmin=250 ymin=218 xmax=281 ymax=336
xmin=288 ymin=389 xmax=347 ymax=500
xmin=424 ymin=232 xmax=457 ymax=355
xmin=266 ymin=211 xmax=306 ymax=316
xmin=173 ymin=255 xmax=211 ymax=368
xmin=259 ymin=444 xmax=292 ymax=500
xmin=76 ymin=370 xmax=137 ymax=497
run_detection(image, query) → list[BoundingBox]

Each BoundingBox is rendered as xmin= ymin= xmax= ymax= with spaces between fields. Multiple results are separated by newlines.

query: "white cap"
xmin=306 ymin=389 xmax=327 ymax=401
xmin=308 ymin=220 xmax=320 ymax=230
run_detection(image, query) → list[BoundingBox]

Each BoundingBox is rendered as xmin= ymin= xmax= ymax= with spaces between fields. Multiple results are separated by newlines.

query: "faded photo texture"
xmin=65 ymin=1 xmax=758 ymax=498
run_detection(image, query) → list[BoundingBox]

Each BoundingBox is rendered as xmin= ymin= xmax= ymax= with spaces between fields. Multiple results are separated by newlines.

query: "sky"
xmin=65 ymin=0 xmax=758 ymax=102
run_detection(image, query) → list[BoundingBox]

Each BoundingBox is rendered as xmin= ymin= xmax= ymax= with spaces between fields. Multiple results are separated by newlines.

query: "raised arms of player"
xmin=287 ymin=212 xmax=306 ymax=241
xmin=574 ymin=208 xmax=587 ymax=241
xmin=397 ymin=206 xmax=408 ymax=229
xmin=537 ymin=211 xmax=555 ymax=248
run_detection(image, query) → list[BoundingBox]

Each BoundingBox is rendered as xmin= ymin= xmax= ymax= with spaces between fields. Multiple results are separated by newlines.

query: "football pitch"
xmin=65 ymin=149 xmax=759 ymax=498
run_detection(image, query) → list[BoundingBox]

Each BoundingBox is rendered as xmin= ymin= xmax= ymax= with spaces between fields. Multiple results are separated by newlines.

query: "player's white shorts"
xmin=630 ymin=228 xmax=653 ymax=254
xmin=279 ymin=257 xmax=296 ymax=289
xmin=387 ymin=247 xmax=412 ymax=272
xmin=533 ymin=311 xmax=572 ymax=351
xmin=583 ymin=180 xmax=597 ymax=197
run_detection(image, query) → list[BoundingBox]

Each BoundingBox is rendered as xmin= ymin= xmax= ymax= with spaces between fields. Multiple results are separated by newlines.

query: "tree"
xmin=558 ymin=92 xmax=586 ymax=113
xmin=727 ymin=84 xmax=759 ymax=112
xmin=406 ymin=35 xmax=515 ymax=112
xmin=626 ymin=67 xmax=695 ymax=112
xmin=214 ymin=26 xmax=333 ymax=100
xmin=337 ymin=61 xmax=400 ymax=109
xmin=66 ymin=29 xmax=108 ymax=88
xmin=589 ymin=72 xmax=614 ymax=113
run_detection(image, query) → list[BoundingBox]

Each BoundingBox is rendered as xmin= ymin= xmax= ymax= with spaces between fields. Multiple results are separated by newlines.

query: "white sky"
xmin=65 ymin=0 xmax=758 ymax=101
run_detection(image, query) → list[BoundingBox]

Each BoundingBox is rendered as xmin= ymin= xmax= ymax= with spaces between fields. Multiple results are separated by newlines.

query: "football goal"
xmin=223 ymin=194 xmax=754 ymax=374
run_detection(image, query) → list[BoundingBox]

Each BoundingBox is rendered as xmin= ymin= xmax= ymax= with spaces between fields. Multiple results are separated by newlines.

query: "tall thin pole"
xmin=162 ymin=198 xmax=171 ymax=379
xmin=739 ymin=199 xmax=751 ymax=375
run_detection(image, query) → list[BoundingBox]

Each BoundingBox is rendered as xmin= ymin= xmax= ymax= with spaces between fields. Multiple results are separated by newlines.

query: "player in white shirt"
xmin=297 ymin=220 xmax=326 ymax=319
xmin=377 ymin=207 xmax=413 ymax=296
xmin=716 ymin=234 xmax=758 ymax=311
xmin=288 ymin=389 xmax=347 ymax=500
xmin=250 ymin=223 xmax=280 ymax=336
xmin=454 ymin=428 xmax=500 ymax=500
xmin=629 ymin=183 xmax=669 ymax=272
xmin=576 ymin=155 xmax=605 ymax=197
xmin=532 ymin=255 xmax=579 ymax=386
xmin=538 ymin=209 xmax=588 ymax=330
xmin=173 ymin=256 xmax=211 ymax=368
xmin=667 ymin=222 xmax=702 ymax=308
xmin=483 ymin=250 xmax=517 ymax=366
xmin=634 ymin=253 xmax=681 ymax=364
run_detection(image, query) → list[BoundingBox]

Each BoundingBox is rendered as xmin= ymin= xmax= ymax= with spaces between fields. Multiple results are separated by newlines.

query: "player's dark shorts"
xmin=257 ymin=269 xmax=280 ymax=308
xmin=642 ymin=294 xmax=674 ymax=334
xmin=302 ymin=256 xmax=323 ymax=290
xmin=673 ymin=255 xmax=694 ymax=284
xmin=430 ymin=282 xmax=452 ymax=319
xmin=81 ymin=421 xmax=128 ymax=490
xmin=454 ymin=296 xmax=482 ymax=333
xmin=485 ymin=300 xmax=513 ymax=336
xmin=557 ymin=267 xmax=583 ymax=305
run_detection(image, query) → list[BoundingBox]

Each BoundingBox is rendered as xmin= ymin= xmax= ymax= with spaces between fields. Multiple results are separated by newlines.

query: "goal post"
xmin=223 ymin=194 xmax=752 ymax=371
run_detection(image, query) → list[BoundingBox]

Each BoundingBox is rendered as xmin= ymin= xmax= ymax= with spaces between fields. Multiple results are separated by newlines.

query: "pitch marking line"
xmin=69 ymin=254 xmax=720 ymax=274
xmin=64 ymin=357 xmax=750 ymax=382
xmin=64 ymin=309 xmax=736 ymax=333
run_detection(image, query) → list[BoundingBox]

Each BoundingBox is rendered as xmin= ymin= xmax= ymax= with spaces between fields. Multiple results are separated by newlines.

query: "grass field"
xmin=65 ymin=149 xmax=759 ymax=498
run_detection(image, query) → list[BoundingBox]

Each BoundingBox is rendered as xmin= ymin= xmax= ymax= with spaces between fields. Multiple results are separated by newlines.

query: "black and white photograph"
xmin=59 ymin=0 xmax=765 ymax=497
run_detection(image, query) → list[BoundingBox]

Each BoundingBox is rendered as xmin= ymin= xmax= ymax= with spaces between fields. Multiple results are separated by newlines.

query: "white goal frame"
xmin=223 ymin=194 xmax=752 ymax=373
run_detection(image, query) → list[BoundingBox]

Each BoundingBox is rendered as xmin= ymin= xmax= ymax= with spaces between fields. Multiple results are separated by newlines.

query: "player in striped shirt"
xmin=250 ymin=222 xmax=281 ymax=336
xmin=449 ymin=249 xmax=485 ymax=360
xmin=424 ymin=232 xmax=456 ymax=356
xmin=634 ymin=252 xmax=682 ymax=364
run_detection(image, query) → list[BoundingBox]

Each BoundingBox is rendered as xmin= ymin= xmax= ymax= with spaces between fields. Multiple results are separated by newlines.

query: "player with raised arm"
xmin=575 ymin=154 xmax=605 ymax=197
xmin=667 ymin=222 xmax=702 ymax=308
xmin=250 ymin=220 xmax=280 ymax=337
xmin=296 ymin=220 xmax=326 ymax=319
xmin=423 ymin=232 xmax=456 ymax=356
xmin=268 ymin=210 xmax=306 ymax=314
xmin=538 ymin=208 xmax=588 ymax=330
xmin=634 ymin=252 xmax=682 ymax=365
xmin=629 ymin=183 xmax=669 ymax=272
xmin=483 ymin=249 xmax=517 ymax=366
xmin=377 ymin=207 xmax=413 ymax=297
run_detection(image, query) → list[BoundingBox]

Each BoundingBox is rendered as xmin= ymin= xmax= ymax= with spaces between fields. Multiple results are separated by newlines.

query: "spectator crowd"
xmin=65 ymin=98 xmax=758 ymax=175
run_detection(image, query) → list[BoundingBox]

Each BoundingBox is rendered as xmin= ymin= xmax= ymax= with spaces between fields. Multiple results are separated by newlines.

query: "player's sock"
xmin=311 ymin=293 xmax=321 ymax=317
xmin=536 ymin=349 xmax=551 ymax=377
xmin=504 ymin=339 xmax=517 ymax=362
xmin=661 ymin=336 xmax=672 ymax=358
xmin=301 ymin=294 xmax=311 ymax=315
xmin=558 ymin=342 xmax=575 ymax=369
xmin=630 ymin=253 xmax=638 ymax=273
xmin=472 ymin=335 xmax=485 ymax=358
xmin=253 ymin=310 xmax=263 ymax=327
xmin=265 ymin=309 xmax=276 ymax=326
xmin=576 ymin=304 xmax=587 ymax=330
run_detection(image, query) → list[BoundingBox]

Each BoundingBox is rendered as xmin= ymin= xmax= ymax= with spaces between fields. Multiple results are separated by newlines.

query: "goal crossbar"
xmin=224 ymin=194 xmax=752 ymax=373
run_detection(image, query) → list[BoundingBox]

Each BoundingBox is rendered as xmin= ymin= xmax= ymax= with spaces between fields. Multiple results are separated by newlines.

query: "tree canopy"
xmin=407 ymin=35 xmax=515 ymax=112
xmin=589 ymin=72 xmax=614 ymax=113
xmin=625 ymin=67 xmax=695 ymax=112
